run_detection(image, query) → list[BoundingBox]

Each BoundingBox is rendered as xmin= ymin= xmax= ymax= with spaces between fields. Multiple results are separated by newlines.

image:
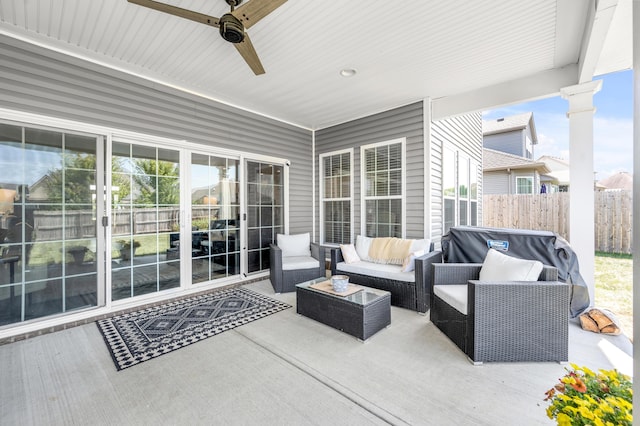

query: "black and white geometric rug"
xmin=97 ymin=287 xmax=290 ymax=371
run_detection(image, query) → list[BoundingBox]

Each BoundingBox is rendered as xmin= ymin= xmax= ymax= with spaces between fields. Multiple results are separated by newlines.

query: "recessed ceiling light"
xmin=340 ymin=68 xmax=357 ymax=77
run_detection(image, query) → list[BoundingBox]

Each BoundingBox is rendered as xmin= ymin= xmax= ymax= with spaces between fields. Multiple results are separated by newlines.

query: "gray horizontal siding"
xmin=483 ymin=131 xmax=524 ymax=157
xmin=315 ymin=102 xmax=425 ymax=242
xmin=431 ymin=112 xmax=483 ymax=239
xmin=483 ymin=172 xmax=510 ymax=194
xmin=0 ymin=35 xmax=313 ymax=236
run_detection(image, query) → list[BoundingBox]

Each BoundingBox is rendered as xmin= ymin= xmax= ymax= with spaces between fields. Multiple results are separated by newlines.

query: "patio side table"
xmin=296 ymin=277 xmax=391 ymax=341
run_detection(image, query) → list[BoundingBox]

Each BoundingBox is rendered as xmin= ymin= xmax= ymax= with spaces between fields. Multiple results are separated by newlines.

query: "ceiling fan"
xmin=127 ymin=0 xmax=288 ymax=75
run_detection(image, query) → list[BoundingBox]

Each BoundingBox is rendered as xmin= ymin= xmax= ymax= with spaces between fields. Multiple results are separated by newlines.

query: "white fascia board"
xmin=431 ymin=65 xmax=578 ymax=121
xmin=577 ymin=0 xmax=619 ymax=83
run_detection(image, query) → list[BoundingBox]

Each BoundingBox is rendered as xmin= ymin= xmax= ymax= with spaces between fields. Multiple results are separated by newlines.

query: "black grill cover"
xmin=441 ymin=226 xmax=590 ymax=318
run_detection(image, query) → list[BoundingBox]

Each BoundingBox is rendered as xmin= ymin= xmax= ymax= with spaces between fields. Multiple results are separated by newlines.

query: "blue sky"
xmin=483 ymin=70 xmax=633 ymax=181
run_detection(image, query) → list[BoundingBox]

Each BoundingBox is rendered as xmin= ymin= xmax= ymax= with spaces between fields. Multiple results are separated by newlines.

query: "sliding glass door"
xmin=191 ymin=154 xmax=240 ymax=283
xmin=0 ymin=123 xmax=102 ymax=326
xmin=110 ymin=142 xmax=181 ymax=301
xmin=0 ymin=121 xmax=289 ymax=328
xmin=246 ymin=160 xmax=284 ymax=274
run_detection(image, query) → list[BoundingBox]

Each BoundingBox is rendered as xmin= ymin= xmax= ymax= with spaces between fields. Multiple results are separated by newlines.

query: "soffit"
xmin=0 ymin=0 xmax=630 ymax=130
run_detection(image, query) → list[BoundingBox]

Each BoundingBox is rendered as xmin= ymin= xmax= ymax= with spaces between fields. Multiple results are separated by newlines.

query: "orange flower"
xmin=544 ymin=388 xmax=556 ymax=401
xmin=570 ymin=377 xmax=587 ymax=393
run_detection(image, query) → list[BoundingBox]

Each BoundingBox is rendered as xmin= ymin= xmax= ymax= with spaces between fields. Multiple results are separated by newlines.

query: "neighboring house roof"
xmin=537 ymin=155 xmax=569 ymax=171
xmin=598 ymin=172 xmax=633 ymax=190
xmin=537 ymin=155 xmax=570 ymax=186
xmin=482 ymin=112 xmax=538 ymax=144
xmin=483 ymin=148 xmax=550 ymax=174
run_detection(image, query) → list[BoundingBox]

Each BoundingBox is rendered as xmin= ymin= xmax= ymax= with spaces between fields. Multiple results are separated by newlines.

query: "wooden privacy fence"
xmin=29 ymin=206 xmax=221 ymax=241
xmin=483 ymin=190 xmax=632 ymax=254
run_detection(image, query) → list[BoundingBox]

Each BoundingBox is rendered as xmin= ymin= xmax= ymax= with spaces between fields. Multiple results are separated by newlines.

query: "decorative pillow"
xmin=409 ymin=239 xmax=431 ymax=253
xmin=355 ymin=235 xmax=373 ymax=261
xmin=401 ymin=249 xmax=425 ymax=273
xmin=340 ymin=244 xmax=360 ymax=264
xmin=276 ymin=233 xmax=311 ymax=258
xmin=479 ymin=248 xmax=543 ymax=281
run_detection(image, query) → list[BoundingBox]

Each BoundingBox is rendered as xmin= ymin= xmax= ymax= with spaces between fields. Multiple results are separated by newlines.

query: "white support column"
xmin=631 ymin=0 xmax=639 ymax=416
xmin=560 ymin=80 xmax=602 ymax=306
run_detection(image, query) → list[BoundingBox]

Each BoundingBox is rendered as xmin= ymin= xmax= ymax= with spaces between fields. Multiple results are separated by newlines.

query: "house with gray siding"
xmin=482 ymin=148 xmax=551 ymax=194
xmin=483 ymin=112 xmax=538 ymax=159
xmin=0 ymin=35 xmax=481 ymax=336
xmin=0 ymin=0 xmax=633 ymax=342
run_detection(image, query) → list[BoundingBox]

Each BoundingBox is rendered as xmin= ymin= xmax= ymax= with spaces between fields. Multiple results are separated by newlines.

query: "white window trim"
xmin=319 ymin=148 xmax=354 ymax=246
xmin=443 ymin=146 xmax=480 ymax=232
xmin=457 ymin=153 xmax=470 ymax=226
xmin=442 ymin=145 xmax=456 ymax=234
xmin=516 ymin=176 xmax=534 ymax=194
xmin=360 ymin=138 xmax=406 ymax=238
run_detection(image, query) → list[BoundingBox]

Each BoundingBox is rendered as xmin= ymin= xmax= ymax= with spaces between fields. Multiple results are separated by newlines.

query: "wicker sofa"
xmin=430 ymin=256 xmax=570 ymax=364
xmin=330 ymin=237 xmax=437 ymax=313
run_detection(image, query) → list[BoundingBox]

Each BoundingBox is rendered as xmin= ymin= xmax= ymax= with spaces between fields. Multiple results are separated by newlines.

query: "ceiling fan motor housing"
xmin=219 ymin=13 xmax=244 ymax=43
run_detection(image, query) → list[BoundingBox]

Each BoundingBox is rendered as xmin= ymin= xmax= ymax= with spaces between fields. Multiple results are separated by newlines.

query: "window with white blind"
xmin=320 ymin=150 xmax=352 ymax=245
xmin=361 ymin=139 xmax=405 ymax=238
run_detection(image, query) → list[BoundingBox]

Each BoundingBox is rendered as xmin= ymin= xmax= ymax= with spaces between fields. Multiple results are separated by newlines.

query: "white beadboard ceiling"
xmin=0 ymin=0 xmax=632 ymax=130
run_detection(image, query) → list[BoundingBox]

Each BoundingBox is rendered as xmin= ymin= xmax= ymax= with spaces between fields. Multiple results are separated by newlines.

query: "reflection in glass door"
xmin=191 ymin=154 xmax=240 ymax=283
xmin=246 ymin=161 xmax=284 ymax=274
xmin=110 ymin=143 xmax=180 ymax=301
xmin=0 ymin=123 xmax=100 ymax=326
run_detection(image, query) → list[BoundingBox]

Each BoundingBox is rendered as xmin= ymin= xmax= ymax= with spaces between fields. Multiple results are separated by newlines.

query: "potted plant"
xmin=118 ymin=239 xmax=141 ymax=261
xmin=544 ymin=363 xmax=632 ymax=425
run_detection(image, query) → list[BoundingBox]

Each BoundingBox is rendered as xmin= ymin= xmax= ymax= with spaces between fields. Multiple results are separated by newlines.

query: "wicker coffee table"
xmin=296 ymin=277 xmax=391 ymax=341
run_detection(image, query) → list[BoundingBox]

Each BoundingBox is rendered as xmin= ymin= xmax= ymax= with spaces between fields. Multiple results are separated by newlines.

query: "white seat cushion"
xmin=434 ymin=285 xmax=468 ymax=315
xmin=336 ymin=261 xmax=415 ymax=283
xmin=479 ymin=248 xmax=543 ymax=281
xmin=281 ymin=256 xmax=319 ymax=271
xmin=277 ymin=233 xmax=311 ymax=258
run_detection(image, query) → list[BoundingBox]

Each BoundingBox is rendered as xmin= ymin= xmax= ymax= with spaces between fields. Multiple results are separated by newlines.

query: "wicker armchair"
xmin=269 ymin=242 xmax=326 ymax=293
xmin=431 ymin=261 xmax=569 ymax=364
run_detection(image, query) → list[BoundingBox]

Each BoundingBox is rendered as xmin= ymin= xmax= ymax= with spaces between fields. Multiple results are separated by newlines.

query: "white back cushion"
xmin=409 ymin=239 xmax=431 ymax=253
xmin=277 ymin=233 xmax=311 ymax=258
xmin=355 ymin=235 xmax=373 ymax=260
xmin=479 ymin=248 xmax=543 ymax=281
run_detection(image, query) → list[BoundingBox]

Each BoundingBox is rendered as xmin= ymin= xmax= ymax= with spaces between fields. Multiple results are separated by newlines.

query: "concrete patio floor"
xmin=0 ymin=279 xmax=633 ymax=425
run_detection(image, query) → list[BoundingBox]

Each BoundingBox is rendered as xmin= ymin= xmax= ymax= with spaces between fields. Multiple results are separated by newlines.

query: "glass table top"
xmin=296 ymin=277 xmax=390 ymax=306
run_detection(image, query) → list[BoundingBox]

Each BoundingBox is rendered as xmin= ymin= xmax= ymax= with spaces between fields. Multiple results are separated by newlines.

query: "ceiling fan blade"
xmin=128 ymin=0 xmax=220 ymax=27
xmin=233 ymin=34 xmax=265 ymax=75
xmin=231 ymin=0 xmax=288 ymax=30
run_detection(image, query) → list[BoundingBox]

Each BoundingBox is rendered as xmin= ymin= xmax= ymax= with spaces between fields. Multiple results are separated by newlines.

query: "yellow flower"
xmin=556 ymin=412 xmax=572 ymax=426
xmin=578 ymin=405 xmax=594 ymax=419
xmin=544 ymin=365 xmax=633 ymax=426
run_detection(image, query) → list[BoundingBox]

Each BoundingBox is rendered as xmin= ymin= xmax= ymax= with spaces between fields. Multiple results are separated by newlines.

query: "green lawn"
xmin=594 ymin=252 xmax=633 ymax=340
